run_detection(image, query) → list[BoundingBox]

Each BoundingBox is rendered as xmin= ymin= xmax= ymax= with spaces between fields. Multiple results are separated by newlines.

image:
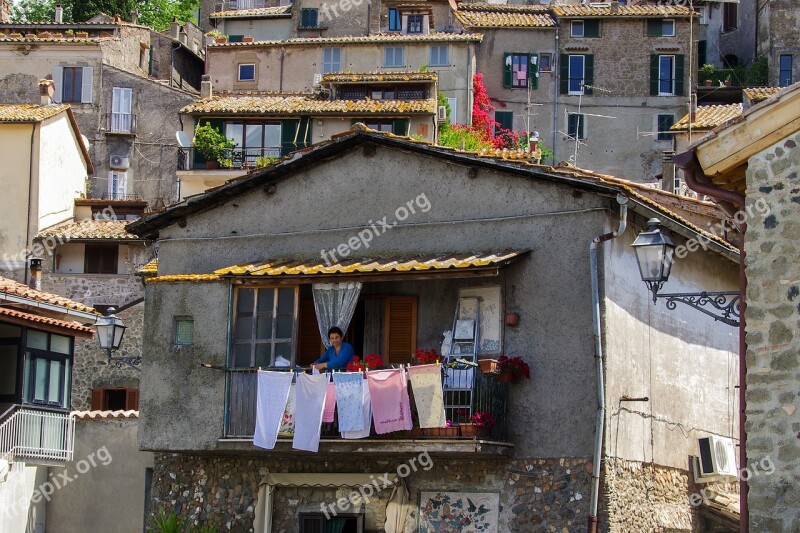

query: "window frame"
xmin=62 ymin=66 xmax=83 ymax=103
xmin=224 ymin=121 xmax=283 ymax=165
xmin=571 ymin=20 xmax=584 ymax=38
xmin=568 ymin=55 xmax=586 ymax=95
xmin=174 ymin=317 xmax=194 ymax=346
xmin=111 ymin=87 xmax=133 ymax=133
xmin=779 ymin=54 xmax=793 ymax=87
xmin=84 ymin=244 xmax=119 ymax=274
xmin=723 ymin=3 xmax=737 ymax=32
xmin=23 ymin=331 xmax=73 ymax=409
xmin=300 ymin=8 xmax=319 ymax=29
xmin=539 ymin=53 xmax=553 ymax=72
xmin=231 ymin=286 xmax=299 ymax=368
xmin=407 ymin=14 xmax=423 ymax=34
xmin=658 ymin=54 xmax=676 ymax=96
xmin=429 ymin=44 xmax=449 ymax=67
xmin=494 ymin=110 xmax=513 ymax=134
xmin=384 ymin=46 xmax=405 ymax=68
xmin=108 ymin=170 xmax=127 ymax=200
xmin=661 ymin=19 xmax=675 ymax=37
xmin=656 ymin=114 xmax=674 ymax=141
xmin=567 ymin=112 xmax=586 ymax=141
xmin=322 ymin=47 xmax=342 ymax=74
xmin=237 ymin=63 xmax=256 ymax=82
xmin=510 ymin=53 xmax=530 ymax=88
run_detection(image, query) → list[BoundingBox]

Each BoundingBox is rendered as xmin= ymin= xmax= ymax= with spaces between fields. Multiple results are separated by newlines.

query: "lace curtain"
xmin=312 ymin=282 xmax=362 ymax=348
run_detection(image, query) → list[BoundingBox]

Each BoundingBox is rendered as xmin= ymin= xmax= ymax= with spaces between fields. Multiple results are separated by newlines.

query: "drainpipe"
xmin=279 ymin=48 xmax=285 ymax=92
xmin=25 ymin=124 xmax=36 ymax=285
xmin=674 ymin=150 xmax=748 ymax=533
xmin=588 ymin=194 xmax=628 ymax=533
xmin=552 ymin=26 xmax=559 ymax=165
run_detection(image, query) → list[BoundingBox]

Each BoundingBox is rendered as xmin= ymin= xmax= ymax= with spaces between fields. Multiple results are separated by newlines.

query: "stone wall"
xmin=743 ymin=129 xmax=800 ymax=532
xmin=758 ymin=0 xmax=800 ymax=86
xmin=149 ymin=453 xmax=593 ymax=532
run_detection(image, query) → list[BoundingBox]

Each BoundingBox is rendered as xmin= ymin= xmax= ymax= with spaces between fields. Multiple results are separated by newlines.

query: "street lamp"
xmin=94 ymin=308 xmax=140 ymax=369
xmin=632 ymin=218 xmax=740 ymax=327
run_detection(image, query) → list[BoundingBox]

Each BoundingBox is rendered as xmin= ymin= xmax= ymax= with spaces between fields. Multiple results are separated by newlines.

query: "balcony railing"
xmin=697 ymin=64 xmax=768 ymax=88
xmin=178 ymin=147 xmax=281 ymax=170
xmin=104 ymin=113 xmax=137 ymax=134
xmin=0 ymin=405 xmax=75 ymax=464
xmin=215 ymin=0 xmax=268 ymax=11
xmin=225 ymin=366 xmax=510 ymax=441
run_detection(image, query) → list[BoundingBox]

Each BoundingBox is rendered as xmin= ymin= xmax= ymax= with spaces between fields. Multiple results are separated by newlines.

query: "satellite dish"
xmin=176 ymin=131 xmax=191 ymax=148
xmin=80 ymin=134 xmax=91 ymax=150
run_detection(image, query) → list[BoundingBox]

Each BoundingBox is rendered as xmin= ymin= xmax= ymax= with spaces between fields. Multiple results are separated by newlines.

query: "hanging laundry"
xmin=408 ymin=364 xmax=446 ymax=428
xmin=367 ymin=369 xmax=413 ymax=434
xmin=322 ymin=382 xmax=337 ymax=423
xmin=333 ymin=372 xmax=367 ymax=432
xmin=254 ymin=371 xmax=294 ymax=450
xmin=278 ymin=383 xmax=296 ymax=437
xmin=292 ymin=372 xmax=329 ymax=452
xmin=342 ymin=377 xmax=372 ymax=439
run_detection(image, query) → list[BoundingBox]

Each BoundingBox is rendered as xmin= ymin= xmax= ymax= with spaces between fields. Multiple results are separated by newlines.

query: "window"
xmin=238 ymin=63 xmax=255 ymax=81
xmin=90 ymin=387 xmax=139 ymax=410
xmin=504 ymin=53 xmax=538 ymax=89
xmin=560 ymin=54 xmax=593 ymax=95
xmin=723 ymin=3 xmax=737 ymax=32
xmin=447 ymin=97 xmax=457 ymax=123
xmin=657 ymin=114 xmax=674 ymax=141
xmin=23 ymin=330 xmax=72 ymax=409
xmin=51 ymin=66 xmax=93 ymax=104
xmin=495 ymin=111 xmax=513 ymax=134
xmin=647 ymin=18 xmax=675 ymax=37
xmin=779 ymin=55 xmax=793 ymax=87
xmin=111 ymin=87 xmax=133 ymax=133
xmin=539 ymin=53 xmax=552 ymax=72
xmin=698 ymin=6 xmax=709 ymax=25
xmin=568 ymin=55 xmax=585 ymax=94
xmin=571 ymin=20 xmax=584 ymax=38
xmin=407 ymin=14 xmax=423 ymax=34
xmin=85 ymin=244 xmax=119 ymax=274
xmin=567 ymin=113 xmax=586 ymax=140
xmin=512 ymin=53 xmax=528 ymax=88
xmin=322 ymin=47 xmax=342 ymax=74
xmin=108 ymin=171 xmax=127 ymax=200
xmin=389 ymin=8 xmax=401 ymax=31
xmin=232 ymin=287 xmax=297 ymax=368
xmin=384 ymin=46 xmax=404 ymax=67
xmin=658 ymin=55 xmax=675 ymax=95
xmin=363 ymin=119 xmax=408 ymax=135
xmin=571 ymin=19 xmax=599 ymax=38
xmin=300 ymin=8 xmax=318 ymax=28
xmin=650 ymin=54 xmax=684 ymax=96
xmin=430 ymin=45 xmax=449 ymax=67
xmin=225 ymin=122 xmax=282 ymax=165
xmin=174 ymin=318 xmax=194 ymax=345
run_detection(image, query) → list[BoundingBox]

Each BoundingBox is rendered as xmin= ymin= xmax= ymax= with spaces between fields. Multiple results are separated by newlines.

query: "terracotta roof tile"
xmin=455 ymin=6 xmax=555 ymax=28
xmin=458 ymin=4 xmax=550 ymax=13
xmin=552 ymin=5 xmax=695 ymax=17
xmin=36 ymin=219 xmax=143 ymax=241
xmin=139 ymin=259 xmax=158 ymax=275
xmin=0 ymin=103 xmax=70 ymax=123
xmin=671 ymin=104 xmax=743 ymax=131
xmin=209 ymin=31 xmax=483 ymax=47
xmin=743 ymin=86 xmax=781 ymax=104
xmin=182 ymin=95 xmax=437 ymax=115
xmin=321 ymin=71 xmax=438 ymax=83
xmin=0 ymin=307 xmax=95 ymax=336
xmin=0 ymin=36 xmax=103 ymax=44
xmin=210 ymin=5 xmax=292 ymax=18
xmin=146 ymin=274 xmax=222 ymax=284
xmin=72 ymin=410 xmax=139 ymax=419
xmin=0 ymin=276 xmax=99 ymax=315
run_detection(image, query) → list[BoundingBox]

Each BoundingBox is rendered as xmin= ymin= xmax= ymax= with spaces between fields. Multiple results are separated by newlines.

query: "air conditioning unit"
xmin=313 ymin=73 xmax=322 ymax=88
xmin=693 ymin=436 xmax=739 ymax=482
xmin=437 ymin=105 xmax=447 ymax=121
xmin=110 ymin=155 xmax=130 ymax=170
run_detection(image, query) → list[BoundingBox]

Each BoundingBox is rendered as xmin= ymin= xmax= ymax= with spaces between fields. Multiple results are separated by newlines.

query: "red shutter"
xmin=125 ymin=388 xmax=139 ymax=410
xmin=91 ymin=388 xmax=104 ymax=410
xmin=383 ymin=296 xmax=417 ymax=364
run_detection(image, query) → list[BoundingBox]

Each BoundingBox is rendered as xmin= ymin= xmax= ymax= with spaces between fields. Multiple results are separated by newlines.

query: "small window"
xmin=85 ymin=244 xmax=119 ymax=274
xmin=300 ymin=8 xmax=318 ymax=29
xmin=62 ymin=66 xmax=83 ymax=103
xmin=658 ymin=55 xmax=675 ymax=96
xmin=723 ymin=3 xmax=737 ymax=32
xmin=571 ymin=20 xmax=584 ymax=38
xmin=384 ymin=46 xmax=404 ymax=68
xmin=539 ymin=53 xmax=553 ymax=72
xmin=495 ymin=111 xmax=513 ymax=134
xmin=389 ymin=8 xmax=401 ymax=31
xmin=657 ymin=114 xmax=674 ymax=141
xmin=238 ymin=63 xmax=255 ymax=81
xmin=567 ymin=113 xmax=586 ymax=140
xmin=174 ymin=318 xmax=194 ymax=345
xmin=662 ymin=19 xmax=675 ymax=37
xmin=568 ymin=54 xmax=586 ymax=95
xmin=108 ymin=170 xmax=127 ymax=200
xmin=91 ymin=387 xmax=139 ymax=411
xmin=322 ymin=47 xmax=342 ymax=74
xmin=779 ymin=55 xmax=793 ymax=87
xmin=430 ymin=45 xmax=448 ymax=67
xmin=407 ymin=14 xmax=423 ymax=34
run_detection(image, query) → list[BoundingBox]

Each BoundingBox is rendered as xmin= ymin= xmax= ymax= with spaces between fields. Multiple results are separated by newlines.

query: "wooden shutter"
xmin=392 ymin=119 xmax=409 ymax=136
xmin=383 ymin=296 xmax=417 ymax=364
xmin=91 ymin=388 xmax=104 ymax=410
xmin=297 ymin=299 xmax=324 ymax=366
xmin=51 ymin=66 xmax=63 ymax=103
xmin=584 ymin=55 xmax=594 ymax=95
xmin=650 ymin=54 xmax=660 ymax=96
xmin=584 ymin=20 xmax=600 ymax=38
xmin=125 ymin=388 xmax=139 ymax=410
xmin=646 ymin=19 xmax=662 ymax=37
xmin=81 ymin=67 xmax=93 ymax=103
xmin=674 ymin=54 xmax=685 ymax=96
xmin=559 ymin=54 xmax=569 ymax=94
xmin=503 ymin=52 xmax=512 ymax=88
xmin=281 ymin=119 xmax=312 ymax=155
xmin=529 ymin=54 xmax=539 ymax=90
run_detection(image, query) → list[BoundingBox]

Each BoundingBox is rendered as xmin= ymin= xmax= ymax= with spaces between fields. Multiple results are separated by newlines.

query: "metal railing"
xmin=215 ymin=0 xmax=267 ymax=11
xmin=697 ymin=65 xmax=769 ymax=88
xmin=0 ymin=405 xmax=75 ymax=463
xmin=225 ymin=366 xmax=509 ymax=440
xmin=178 ymin=147 xmax=281 ymax=170
xmin=104 ymin=113 xmax=137 ymax=134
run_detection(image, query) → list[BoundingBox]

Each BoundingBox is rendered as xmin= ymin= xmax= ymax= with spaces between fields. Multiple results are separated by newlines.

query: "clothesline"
xmin=200 ymin=359 xmax=477 ymax=374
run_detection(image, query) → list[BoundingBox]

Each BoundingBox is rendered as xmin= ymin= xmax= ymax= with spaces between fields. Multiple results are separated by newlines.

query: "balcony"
xmin=178 ymin=146 xmax=281 ymax=171
xmin=697 ymin=63 xmax=768 ymax=88
xmin=221 ymin=365 xmax=512 ymax=455
xmin=0 ymin=405 xmax=75 ymax=465
xmin=215 ymin=0 xmax=268 ymax=11
xmin=104 ymin=113 xmax=137 ymax=135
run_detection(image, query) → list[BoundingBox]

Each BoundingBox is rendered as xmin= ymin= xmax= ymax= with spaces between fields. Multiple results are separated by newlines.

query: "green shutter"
xmin=646 ymin=19 xmax=661 ymax=37
xmin=584 ymin=19 xmax=600 ymax=38
xmin=584 ymin=55 xmax=594 ymax=95
xmin=503 ymin=52 xmax=512 ymax=89
xmin=495 ymin=111 xmax=513 ymax=132
xmin=674 ymin=54 xmax=685 ymax=96
xmin=529 ymin=54 xmax=539 ymax=90
xmin=228 ymin=35 xmax=244 ymax=43
xmin=393 ymin=119 xmax=409 ymax=136
xmin=560 ymin=54 xmax=569 ymax=94
xmin=281 ymin=119 xmax=313 ymax=156
xmin=650 ymin=55 xmax=659 ymax=96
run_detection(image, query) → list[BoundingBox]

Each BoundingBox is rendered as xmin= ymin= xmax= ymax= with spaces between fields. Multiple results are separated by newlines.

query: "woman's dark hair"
xmin=328 ymin=326 xmax=343 ymax=338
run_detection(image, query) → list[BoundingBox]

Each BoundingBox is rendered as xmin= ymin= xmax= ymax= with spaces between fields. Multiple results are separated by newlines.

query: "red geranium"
xmin=498 ymin=355 xmax=531 ymax=379
xmin=346 ymin=356 xmax=365 ymax=372
xmin=364 ymin=353 xmax=384 ymax=369
xmin=413 ymin=348 xmax=441 ymax=365
xmin=472 ymin=411 xmax=497 ymax=428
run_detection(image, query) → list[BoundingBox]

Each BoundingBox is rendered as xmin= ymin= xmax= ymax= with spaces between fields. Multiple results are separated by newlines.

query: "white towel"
xmin=254 ymin=371 xmax=294 ymax=450
xmin=342 ymin=378 xmax=372 ymax=439
xmin=292 ymin=372 xmax=329 ymax=452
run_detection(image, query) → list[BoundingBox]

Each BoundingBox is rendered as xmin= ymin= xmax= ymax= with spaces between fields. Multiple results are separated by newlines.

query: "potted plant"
xmin=345 ymin=353 xmax=384 ymax=373
xmin=413 ymin=348 xmax=441 ymax=365
xmin=496 ymin=355 xmax=530 ymax=383
xmin=700 ymin=64 xmax=715 ymax=87
xmin=424 ymin=420 xmax=458 ymax=437
xmin=38 ymin=31 xmax=52 ymax=39
xmin=8 ymin=32 xmax=23 ymax=39
xmin=75 ymin=31 xmax=89 ymax=38
xmin=242 ymin=35 xmax=254 ymax=43
xmin=254 ymin=155 xmax=276 ymax=169
xmin=461 ymin=411 xmax=496 ymax=437
xmin=193 ymin=123 xmax=235 ymax=169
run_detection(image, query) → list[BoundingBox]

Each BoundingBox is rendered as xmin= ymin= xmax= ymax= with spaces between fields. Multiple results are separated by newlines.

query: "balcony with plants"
xmin=697 ymin=58 xmax=769 ymax=88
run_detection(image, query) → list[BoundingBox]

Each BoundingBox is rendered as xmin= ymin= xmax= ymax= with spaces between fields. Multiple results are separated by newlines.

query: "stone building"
xmin=756 ymin=0 xmax=799 ymax=87
xmin=129 ymin=128 xmax=740 ymax=532
xmin=676 ymin=81 xmax=800 ymax=532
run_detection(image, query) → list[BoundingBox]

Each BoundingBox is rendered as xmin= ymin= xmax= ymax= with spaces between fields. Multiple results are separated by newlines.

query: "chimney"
xmin=130 ymin=10 xmax=139 ymax=24
xmin=662 ymin=151 xmax=676 ymax=192
xmin=610 ymin=1 xmax=619 ymax=14
xmin=39 ymin=79 xmax=55 ymax=105
xmin=170 ymin=17 xmax=180 ymax=40
xmin=28 ymin=258 xmax=42 ymax=291
xmin=200 ymin=75 xmax=212 ymax=99
xmin=55 ymin=4 xmax=63 ymax=24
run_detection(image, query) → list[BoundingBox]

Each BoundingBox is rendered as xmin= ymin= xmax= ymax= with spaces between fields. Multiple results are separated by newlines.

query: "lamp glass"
xmin=95 ymin=314 xmax=126 ymax=351
xmin=632 ymin=219 xmax=676 ymax=284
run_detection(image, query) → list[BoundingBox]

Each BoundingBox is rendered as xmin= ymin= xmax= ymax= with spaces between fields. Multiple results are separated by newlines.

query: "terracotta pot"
xmin=478 ymin=359 xmax=500 ymax=374
xmin=424 ymin=427 xmax=459 ymax=437
xmin=205 ymin=160 xmax=220 ymax=169
xmin=242 ymin=36 xmax=254 ymax=43
xmin=505 ymin=311 xmax=520 ymax=327
xmin=459 ymin=424 xmax=489 ymax=438
xmin=497 ymin=369 xmax=520 ymax=383
xmin=406 ymin=426 xmax=422 ymax=438
xmin=703 ymin=79 xmax=713 ymax=87
xmin=215 ymin=37 xmax=228 ymax=43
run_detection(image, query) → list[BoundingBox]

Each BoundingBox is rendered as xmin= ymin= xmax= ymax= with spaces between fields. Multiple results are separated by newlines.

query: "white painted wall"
xmin=0 ymin=123 xmax=35 ymax=280
xmin=54 ymin=243 xmax=85 ymax=273
xmin=0 ymin=463 xmax=48 ymax=533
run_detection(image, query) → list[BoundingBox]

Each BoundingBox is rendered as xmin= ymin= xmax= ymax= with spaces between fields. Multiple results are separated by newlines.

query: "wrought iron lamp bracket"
xmin=647 ymin=284 xmax=741 ymax=327
xmin=107 ymin=350 xmax=142 ymax=371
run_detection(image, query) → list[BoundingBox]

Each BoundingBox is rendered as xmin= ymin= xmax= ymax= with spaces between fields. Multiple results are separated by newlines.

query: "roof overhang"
xmin=0 ymin=292 xmax=99 ymax=321
xmin=0 ymin=307 xmax=94 ymax=338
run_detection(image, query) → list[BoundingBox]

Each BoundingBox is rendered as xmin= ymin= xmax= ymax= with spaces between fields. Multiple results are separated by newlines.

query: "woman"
xmin=313 ymin=327 xmax=355 ymax=370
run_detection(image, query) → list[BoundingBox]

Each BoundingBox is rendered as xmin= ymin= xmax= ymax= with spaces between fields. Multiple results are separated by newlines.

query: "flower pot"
xmin=242 ymin=36 xmax=254 ymax=43
xmin=505 ymin=311 xmax=520 ymax=327
xmin=215 ymin=37 xmax=228 ymax=43
xmin=424 ymin=427 xmax=459 ymax=438
xmin=205 ymin=160 xmax=220 ymax=169
xmin=8 ymin=33 xmax=23 ymax=39
xmin=478 ymin=359 xmax=500 ymax=374
xmin=497 ymin=369 xmax=520 ymax=383
xmin=406 ymin=426 xmax=422 ymax=438
xmin=75 ymin=32 xmax=88 ymax=38
xmin=38 ymin=32 xmax=52 ymax=39
xmin=459 ymin=424 xmax=490 ymax=438
xmin=703 ymin=79 xmax=713 ymax=87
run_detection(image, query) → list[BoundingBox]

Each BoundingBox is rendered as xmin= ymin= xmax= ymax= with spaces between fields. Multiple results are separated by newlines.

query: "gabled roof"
xmin=208 ymin=31 xmax=483 ymax=47
xmin=36 ymin=219 xmax=144 ymax=242
xmin=0 ymin=306 xmax=94 ymax=337
xmin=743 ymin=87 xmax=781 ymax=105
xmin=210 ymin=5 xmax=292 ymax=19
xmin=455 ymin=4 xmax=555 ymax=29
xmin=181 ymin=94 xmax=437 ymax=115
xmin=127 ymin=127 xmax=737 ymax=261
xmin=671 ymin=104 xmax=743 ymax=131
xmin=0 ymin=276 xmax=99 ymax=316
xmin=321 ymin=71 xmax=438 ymax=83
xmin=551 ymin=4 xmax=695 ymax=18
xmin=0 ymin=103 xmax=70 ymax=122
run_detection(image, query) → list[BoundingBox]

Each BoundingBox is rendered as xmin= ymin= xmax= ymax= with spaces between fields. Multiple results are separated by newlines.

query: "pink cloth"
xmin=323 ymin=382 xmax=337 ymax=423
xmin=367 ymin=369 xmax=413 ymax=434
